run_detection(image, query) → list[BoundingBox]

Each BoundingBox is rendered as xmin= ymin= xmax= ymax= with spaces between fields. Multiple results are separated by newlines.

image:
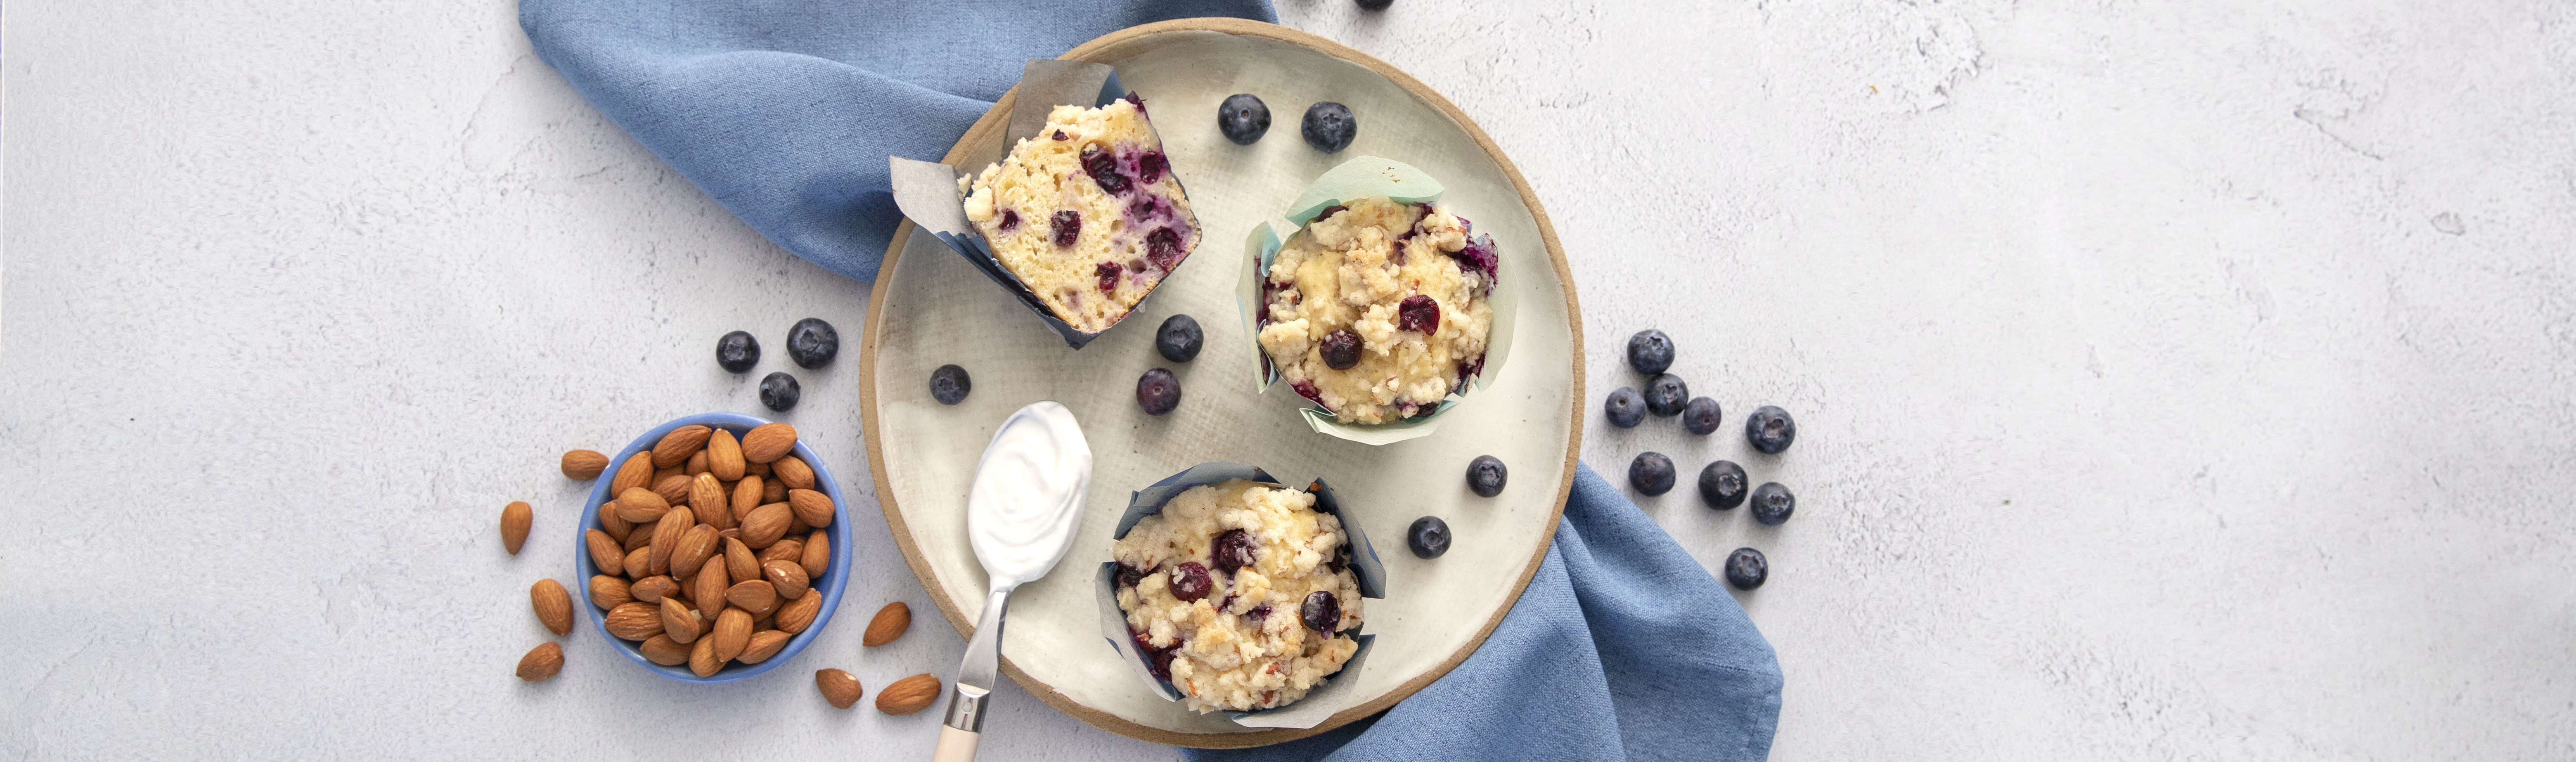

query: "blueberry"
xmin=1212 ymin=528 xmax=1257 ymax=574
xmin=929 ymin=364 xmax=971 ymax=405
xmin=1407 ymin=516 xmax=1451 ymax=559
xmin=1682 ymin=397 xmax=1722 ymax=435
xmin=1397 ymin=294 xmax=1440 ymax=334
xmin=1750 ymin=482 xmax=1795 ymax=525
xmin=1081 ymin=144 xmax=1129 ymax=195
xmin=1217 ymin=93 xmax=1271 ymax=145
xmin=1136 ymin=368 xmax=1181 ymax=415
xmin=1115 ymin=563 xmax=1150 ymax=589
xmin=1156 ymin=314 xmax=1204 ymax=362
xmin=1137 ymin=151 xmax=1169 ymax=185
xmin=715 ymin=331 xmax=760 ymax=373
xmin=1169 ymin=562 xmax=1214 ymax=602
xmin=1747 ymin=405 xmax=1796 ymax=454
xmin=1626 ymin=329 xmax=1674 ymax=375
xmin=1465 ymin=455 xmax=1507 ymax=497
xmin=759 ymin=372 xmax=800 ymax=412
xmin=1144 ymin=227 xmax=1186 ymax=270
xmin=1320 ymin=329 xmax=1362 ymax=370
xmin=1095 ymin=260 xmax=1123 ymax=293
xmin=1356 ymin=0 xmax=1393 ymax=9
xmin=1051 ymin=210 xmax=1081 ymax=247
xmin=1629 ymin=452 xmax=1676 ymax=495
xmin=1643 ymin=374 xmax=1688 ymax=416
xmin=1724 ymin=548 xmax=1767 ymax=590
xmin=1301 ymin=102 xmax=1357 ymax=153
xmin=786 ymin=317 xmax=838 ymax=369
xmin=1604 ymin=387 xmax=1645 ymax=428
xmin=1299 ymin=590 xmax=1342 ymax=633
xmin=1698 ymin=460 xmax=1747 ymax=510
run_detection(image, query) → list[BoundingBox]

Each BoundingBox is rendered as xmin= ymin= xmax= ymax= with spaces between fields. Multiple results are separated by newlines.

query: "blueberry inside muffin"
xmin=961 ymin=94 xmax=1200 ymax=334
xmin=1256 ymin=196 xmax=1499 ymax=424
xmin=1113 ymin=479 xmax=1363 ymax=713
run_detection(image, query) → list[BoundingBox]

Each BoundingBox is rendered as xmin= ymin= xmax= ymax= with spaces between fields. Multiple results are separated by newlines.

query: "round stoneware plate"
xmin=859 ymin=19 xmax=1583 ymax=748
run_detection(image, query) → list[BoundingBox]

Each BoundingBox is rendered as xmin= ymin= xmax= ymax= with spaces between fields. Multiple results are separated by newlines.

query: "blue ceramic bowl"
xmin=573 ymin=412 xmax=854 ymax=683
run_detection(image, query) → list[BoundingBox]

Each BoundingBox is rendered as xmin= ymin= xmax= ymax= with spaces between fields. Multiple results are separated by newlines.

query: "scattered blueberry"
xmin=1301 ymin=102 xmax=1357 ymax=153
xmin=787 ymin=317 xmax=838 ymax=369
xmin=1397 ymin=294 xmax=1441 ymax=334
xmin=1698 ymin=460 xmax=1747 ymax=510
xmin=759 ymin=372 xmax=800 ymax=412
xmin=1604 ymin=387 xmax=1646 ymax=428
xmin=1136 ymin=368 xmax=1182 ymax=415
xmin=1169 ymin=562 xmax=1215 ymax=602
xmin=715 ymin=331 xmax=760 ymax=373
xmin=1643 ymin=374 xmax=1688 ymax=416
xmin=1212 ymin=528 xmax=1257 ymax=574
xmin=1682 ymin=397 xmax=1722 ymax=435
xmin=929 ymin=364 xmax=971 ymax=405
xmin=1746 ymin=405 xmax=1797 ymax=454
xmin=1750 ymin=482 xmax=1795 ymax=525
xmin=1217 ymin=94 xmax=1272 ymax=145
xmin=1407 ymin=516 xmax=1451 ymax=559
xmin=1466 ymin=455 xmax=1507 ymax=497
xmin=1629 ymin=452 xmax=1676 ymax=495
xmin=1051 ymin=210 xmax=1081 ymax=247
xmin=1299 ymin=590 xmax=1342 ymax=633
xmin=1356 ymin=0 xmax=1393 ymax=9
xmin=1626 ymin=329 xmax=1674 ymax=375
xmin=1320 ymin=329 xmax=1362 ymax=370
xmin=1157 ymin=314 xmax=1204 ymax=362
xmin=1724 ymin=548 xmax=1767 ymax=590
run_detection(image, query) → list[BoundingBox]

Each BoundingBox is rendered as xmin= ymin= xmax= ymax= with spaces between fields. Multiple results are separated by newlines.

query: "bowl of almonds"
xmin=574 ymin=413 xmax=853 ymax=683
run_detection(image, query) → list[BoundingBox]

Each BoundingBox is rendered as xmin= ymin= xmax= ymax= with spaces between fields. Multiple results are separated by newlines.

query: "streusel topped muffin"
xmin=1112 ymin=479 xmax=1363 ymax=713
xmin=1256 ymin=196 xmax=1498 ymax=424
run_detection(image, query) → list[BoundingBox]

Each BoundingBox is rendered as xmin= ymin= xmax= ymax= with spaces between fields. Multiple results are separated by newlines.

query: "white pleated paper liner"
xmin=1233 ymin=156 xmax=1520 ymax=445
xmin=887 ymin=59 xmax=1203 ymax=349
xmin=1095 ymin=461 xmax=1387 ymax=729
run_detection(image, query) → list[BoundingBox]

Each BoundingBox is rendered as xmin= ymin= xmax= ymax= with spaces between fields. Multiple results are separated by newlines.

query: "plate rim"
xmin=856 ymin=17 xmax=1586 ymax=748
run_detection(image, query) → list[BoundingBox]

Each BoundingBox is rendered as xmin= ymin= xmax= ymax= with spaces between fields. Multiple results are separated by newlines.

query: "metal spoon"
xmin=935 ymin=401 xmax=1092 ymax=761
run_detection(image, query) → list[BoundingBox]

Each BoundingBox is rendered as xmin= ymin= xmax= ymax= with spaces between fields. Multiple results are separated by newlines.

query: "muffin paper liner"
xmin=888 ymin=59 xmax=1201 ymax=349
xmin=1096 ymin=461 xmax=1386 ymax=728
xmin=1233 ymin=156 xmax=1520 ymax=445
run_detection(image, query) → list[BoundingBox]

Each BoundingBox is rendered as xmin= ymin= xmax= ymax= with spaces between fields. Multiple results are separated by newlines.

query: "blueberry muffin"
xmin=961 ymin=95 xmax=1200 ymax=334
xmin=1256 ymin=196 xmax=1499 ymax=424
xmin=1113 ymin=479 xmax=1363 ymax=713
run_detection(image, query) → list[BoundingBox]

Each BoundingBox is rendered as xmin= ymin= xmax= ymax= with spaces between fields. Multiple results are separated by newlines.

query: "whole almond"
xmin=609 ymin=452 xmax=655 ymax=497
xmin=816 ymin=668 xmax=864 ymax=709
xmin=787 ymin=488 xmax=836 ymax=528
xmin=741 ymin=503 xmax=792 ymax=549
xmin=652 ymin=425 xmax=713 ymax=468
xmin=739 ymin=630 xmax=792 ymax=664
xmin=711 ymin=608 xmax=753 ymax=663
xmin=775 ymin=587 xmax=822 ymax=634
xmin=646 ymin=507 xmax=694 ymax=576
xmin=669 ymin=524 xmax=720 ymax=579
xmin=589 ymin=575 xmax=632 ymax=610
xmin=785 ymin=514 xmax=810 ymax=538
xmin=691 ymin=474 xmax=732 ymax=530
xmin=758 ymin=539 xmax=804 ymax=566
xmin=653 ymin=473 xmax=694 ymax=506
xmin=740 ymin=423 xmax=797 ymax=464
xmin=500 ymin=501 xmax=533 ymax=555
xmin=763 ymin=479 xmax=788 ymax=504
xmin=585 ymin=530 xmax=624 ymax=572
xmin=516 ymin=642 xmax=565 ymax=682
xmin=623 ymin=521 xmax=656 ymax=552
xmin=686 ymin=449 xmax=710 ymax=477
xmin=862 ymin=601 xmax=911 ymax=647
xmin=530 ymin=579 xmax=575 ymax=636
xmin=876 ymin=674 xmax=940 ymax=715
xmin=655 ymin=466 xmax=681 ymax=485
xmin=772 ymin=455 xmax=817 ymax=491
xmin=801 ymin=530 xmax=831 ymax=579
xmin=723 ymin=537 xmax=761 ymax=584
xmin=598 ymin=505 xmax=634 ymax=543
xmin=561 ymin=449 xmax=610 ymax=480
xmin=639 ymin=634 xmax=690 ymax=666
xmin=730 ymin=475 xmax=764 ymax=523
xmin=692 ymin=561 xmax=730 ymax=620
xmin=630 ymin=575 xmax=678 ymax=604
xmin=660 ymin=598 xmax=703 ymax=644
xmin=747 ymin=459 xmax=772 ymax=478
xmin=708 ymin=428 xmax=747 ymax=481
xmin=614 ymin=487 xmax=670 ymax=524
xmin=764 ymin=561 xmax=810 ymax=600
xmin=623 ymin=547 xmax=651 ymax=579
xmin=689 ymin=631 xmax=721 ymax=677
xmin=726 ymin=580 xmax=781 ymax=616
xmin=604 ymin=601 xmax=663 ymax=640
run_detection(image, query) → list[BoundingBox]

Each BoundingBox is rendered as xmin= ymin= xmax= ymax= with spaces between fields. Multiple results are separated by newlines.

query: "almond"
xmin=775 ymin=586 xmax=821 ymax=634
xmin=608 ymin=452 xmax=655 ymax=497
xmin=598 ymin=505 xmax=634 ymax=543
xmin=646 ymin=507 xmax=694 ymax=576
xmin=785 ymin=514 xmax=810 ymax=538
xmin=669 ymin=524 xmax=720 ymax=579
xmin=630 ymin=575 xmax=677 ymax=604
xmin=639 ymin=634 xmax=690 ymax=665
xmin=740 ymin=503 xmax=792 ymax=549
xmin=726 ymin=580 xmax=781 ymax=617
xmin=746 ymin=459 xmax=772 ymax=478
xmin=691 ymin=474 xmax=732 ymax=529
xmin=589 ymin=575 xmax=632 ymax=610
xmin=691 ymin=560 xmax=729 ymax=620
xmin=815 ymin=668 xmax=864 ymax=709
xmin=739 ymin=630 xmax=792 ymax=664
xmin=500 ymin=501 xmax=533 ymax=555
xmin=660 ymin=598 xmax=703 ymax=644
xmin=862 ymin=601 xmax=911 ymax=647
xmin=708 ymin=428 xmax=747 ymax=481
xmin=652 ymin=424 xmax=713 ymax=468
xmin=614 ymin=487 xmax=670 ymax=524
xmin=763 ymin=478 xmax=787 ymax=504
xmin=653 ymin=473 xmax=693 ymax=506
xmin=876 ymin=674 xmax=940 ymax=715
xmin=516 ymin=642 xmax=564 ymax=682
xmin=655 ymin=465 xmax=681 ymax=485
xmin=584 ymin=530 xmax=624 ymax=572
xmin=623 ymin=521 xmax=656 ymax=552
xmin=623 ymin=547 xmax=651 ymax=579
xmin=758 ymin=539 xmax=804 ymax=565
xmin=730 ymin=475 xmax=764 ymax=524
xmin=764 ymin=561 xmax=810 ymax=600
xmin=689 ymin=631 xmax=721 ymax=677
xmin=787 ymin=488 xmax=836 ymax=528
xmin=710 ymin=608 xmax=753 ymax=663
xmin=717 ymin=526 xmax=743 ymax=541
xmin=772 ymin=454 xmax=817 ymax=491
xmin=561 ymin=449 xmax=610 ymax=480
xmin=604 ymin=601 xmax=663 ymax=640
xmin=530 ymin=579 xmax=575 ymax=636
xmin=686 ymin=449 xmax=710 ymax=477
xmin=740 ymin=423 xmax=797 ymax=464
xmin=801 ymin=530 xmax=831 ymax=580
xmin=723 ymin=537 xmax=761 ymax=585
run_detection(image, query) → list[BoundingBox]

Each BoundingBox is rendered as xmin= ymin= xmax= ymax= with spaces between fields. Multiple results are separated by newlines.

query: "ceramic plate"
xmin=859 ymin=19 xmax=1584 ymax=748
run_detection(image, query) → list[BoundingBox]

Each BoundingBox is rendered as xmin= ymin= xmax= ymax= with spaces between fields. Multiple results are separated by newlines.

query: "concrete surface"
xmin=6 ymin=0 xmax=2574 ymax=759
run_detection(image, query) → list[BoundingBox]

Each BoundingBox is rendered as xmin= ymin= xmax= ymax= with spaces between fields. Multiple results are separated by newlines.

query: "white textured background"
xmin=6 ymin=0 xmax=2573 ymax=759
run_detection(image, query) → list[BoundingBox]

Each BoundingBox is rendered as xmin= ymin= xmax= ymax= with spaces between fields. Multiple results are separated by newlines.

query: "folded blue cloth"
xmin=519 ymin=0 xmax=1275 ymax=282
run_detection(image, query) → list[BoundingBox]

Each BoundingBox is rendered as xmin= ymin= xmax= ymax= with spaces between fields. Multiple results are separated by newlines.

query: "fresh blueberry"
xmin=929 ymin=364 xmax=971 ymax=405
xmin=1397 ymin=294 xmax=1440 ymax=334
xmin=1301 ymin=102 xmax=1357 ymax=153
xmin=1682 ymin=397 xmax=1722 ymax=435
xmin=1643 ymin=374 xmax=1688 ymax=416
xmin=1169 ymin=562 xmax=1214 ymax=602
xmin=1604 ymin=387 xmax=1646 ymax=428
xmin=1407 ymin=516 xmax=1451 ymax=559
xmin=1629 ymin=452 xmax=1676 ymax=495
xmin=1746 ymin=405 xmax=1796 ymax=454
xmin=1051 ymin=210 xmax=1081 ymax=247
xmin=1211 ymin=529 xmax=1257 ymax=574
xmin=1156 ymin=314 xmax=1204 ymax=362
xmin=1356 ymin=0 xmax=1393 ymax=9
xmin=1750 ymin=482 xmax=1795 ymax=525
xmin=1217 ymin=93 xmax=1271 ymax=145
xmin=786 ymin=317 xmax=838 ymax=369
xmin=759 ymin=372 xmax=800 ymax=412
xmin=1698 ymin=460 xmax=1747 ymax=510
xmin=1320 ymin=329 xmax=1362 ymax=370
xmin=1724 ymin=547 xmax=1767 ymax=590
xmin=1136 ymin=368 xmax=1182 ymax=415
xmin=715 ymin=331 xmax=760 ymax=373
xmin=1299 ymin=590 xmax=1342 ymax=633
xmin=1465 ymin=455 xmax=1507 ymax=497
xmin=1626 ymin=329 xmax=1674 ymax=375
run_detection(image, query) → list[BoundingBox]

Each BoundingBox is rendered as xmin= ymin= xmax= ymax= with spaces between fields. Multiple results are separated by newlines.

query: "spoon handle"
xmin=937 ymin=589 xmax=1010 ymax=761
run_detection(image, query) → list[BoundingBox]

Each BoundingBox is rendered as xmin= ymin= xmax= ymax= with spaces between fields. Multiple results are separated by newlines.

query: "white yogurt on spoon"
xmin=938 ymin=401 xmax=1092 ymax=761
